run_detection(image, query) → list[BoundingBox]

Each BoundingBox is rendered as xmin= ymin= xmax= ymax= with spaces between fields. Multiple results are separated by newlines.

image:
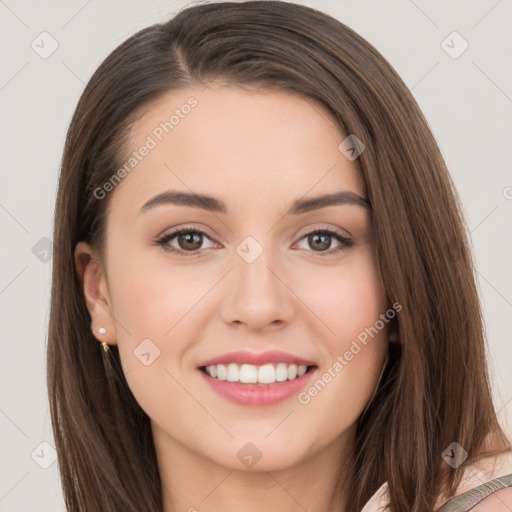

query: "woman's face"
xmin=77 ymin=84 xmax=393 ymax=472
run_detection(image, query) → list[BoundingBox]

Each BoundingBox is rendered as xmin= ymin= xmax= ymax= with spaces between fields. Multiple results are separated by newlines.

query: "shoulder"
xmin=434 ymin=447 xmax=512 ymax=510
xmin=469 ymin=486 xmax=512 ymax=511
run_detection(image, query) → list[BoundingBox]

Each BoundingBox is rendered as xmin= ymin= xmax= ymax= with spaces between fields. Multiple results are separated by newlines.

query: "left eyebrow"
xmin=287 ymin=191 xmax=371 ymax=214
xmin=138 ymin=190 xmax=371 ymax=216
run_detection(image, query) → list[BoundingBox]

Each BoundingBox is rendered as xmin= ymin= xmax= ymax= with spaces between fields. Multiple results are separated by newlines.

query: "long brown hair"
xmin=47 ymin=1 xmax=511 ymax=510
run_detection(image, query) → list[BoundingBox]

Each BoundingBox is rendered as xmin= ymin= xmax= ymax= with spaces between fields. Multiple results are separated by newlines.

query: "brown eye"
xmin=307 ymin=232 xmax=331 ymax=251
xmin=295 ymin=229 xmax=354 ymax=255
xmin=156 ymin=228 xmax=217 ymax=257
xmin=176 ymin=231 xmax=203 ymax=251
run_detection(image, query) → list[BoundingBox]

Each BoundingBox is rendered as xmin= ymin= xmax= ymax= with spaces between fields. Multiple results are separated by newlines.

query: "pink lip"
xmin=197 ymin=350 xmax=316 ymax=368
xmin=198 ymin=366 xmax=318 ymax=406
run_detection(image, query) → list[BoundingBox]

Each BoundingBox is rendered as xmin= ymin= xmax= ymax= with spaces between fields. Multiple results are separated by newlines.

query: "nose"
xmin=219 ymin=244 xmax=295 ymax=332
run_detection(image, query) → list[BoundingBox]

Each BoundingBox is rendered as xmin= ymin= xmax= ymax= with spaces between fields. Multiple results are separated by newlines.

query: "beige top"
xmin=361 ymin=449 xmax=512 ymax=512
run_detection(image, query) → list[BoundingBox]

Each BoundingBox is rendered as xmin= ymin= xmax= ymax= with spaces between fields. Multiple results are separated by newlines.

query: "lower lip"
xmin=198 ymin=367 xmax=317 ymax=406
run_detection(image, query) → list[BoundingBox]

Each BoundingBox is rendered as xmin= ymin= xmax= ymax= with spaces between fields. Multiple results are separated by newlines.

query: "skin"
xmin=75 ymin=84 xmax=398 ymax=512
xmin=471 ymin=488 xmax=512 ymax=511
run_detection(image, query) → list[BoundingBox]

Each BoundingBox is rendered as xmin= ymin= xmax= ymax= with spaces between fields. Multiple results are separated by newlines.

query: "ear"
xmin=74 ymin=241 xmax=117 ymax=347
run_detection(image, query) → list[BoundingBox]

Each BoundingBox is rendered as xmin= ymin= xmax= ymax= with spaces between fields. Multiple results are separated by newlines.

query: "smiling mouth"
xmin=199 ymin=363 xmax=317 ymax=385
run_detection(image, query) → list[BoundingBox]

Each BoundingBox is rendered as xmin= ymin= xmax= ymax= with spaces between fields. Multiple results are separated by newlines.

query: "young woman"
xmin=47 ymin=1 xmax=512 ymax=510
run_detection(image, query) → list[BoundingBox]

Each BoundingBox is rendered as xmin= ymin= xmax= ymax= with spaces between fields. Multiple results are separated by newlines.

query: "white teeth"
xmin=204 ymin=363 xmax=310 ymax=384
xmin=239 ymin=364 xmax=258 ymax=383
xmin=258 ymin=363 xmax=275 ymax=384
xmin=275 ymin=363 xmax=288 ymax=382
xmin=226 ymin=363 xmax=239 ymax=382
xmin=216 ymin=364 xmax=227 ymax=380
xmin=287 ymin=364 xmax=298 ymax=380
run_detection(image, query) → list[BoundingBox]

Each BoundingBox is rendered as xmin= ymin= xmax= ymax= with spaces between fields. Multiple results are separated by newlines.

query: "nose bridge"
xmin=220 ymin=232 xmax=295 ymax=329
xmin=235 ymin=233 xmax=281 ymax=296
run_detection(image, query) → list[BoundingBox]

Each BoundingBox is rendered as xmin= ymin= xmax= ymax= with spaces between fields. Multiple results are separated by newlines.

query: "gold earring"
xmin=98 ymin=328 xmax=109 ymax=352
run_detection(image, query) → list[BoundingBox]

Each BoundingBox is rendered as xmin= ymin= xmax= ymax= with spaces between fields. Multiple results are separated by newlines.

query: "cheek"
xmin=108 ymin=248 xmax=204 ymax=340
xmin=295 ymin=249 xmax=388 ymax=343
xmin=293 ymin=250 xmax=389 ymax=408
xmin=105 ymin=253 xmax=188 ymax=415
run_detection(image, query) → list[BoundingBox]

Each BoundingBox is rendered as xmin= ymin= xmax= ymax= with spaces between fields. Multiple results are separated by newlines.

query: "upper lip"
xmin=197 ymin=350 xmax=317 ymax=368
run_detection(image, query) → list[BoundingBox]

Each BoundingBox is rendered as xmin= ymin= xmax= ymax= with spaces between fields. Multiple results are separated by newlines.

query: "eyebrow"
xmin=139 ymin=190 xmax=371 ymax=216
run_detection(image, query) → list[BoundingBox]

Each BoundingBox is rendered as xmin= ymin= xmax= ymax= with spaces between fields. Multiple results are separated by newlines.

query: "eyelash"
xmin=155 ymin=226 xmax=354 ymax=258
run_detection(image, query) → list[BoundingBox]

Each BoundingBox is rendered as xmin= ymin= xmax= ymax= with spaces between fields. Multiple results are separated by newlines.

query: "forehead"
xmin=110 ymin=84 xmax=365 ymax=219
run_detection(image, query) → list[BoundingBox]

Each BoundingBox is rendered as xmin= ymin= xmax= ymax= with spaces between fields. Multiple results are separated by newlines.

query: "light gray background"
xmin=1 ymin=0 xmax=511 ymax=510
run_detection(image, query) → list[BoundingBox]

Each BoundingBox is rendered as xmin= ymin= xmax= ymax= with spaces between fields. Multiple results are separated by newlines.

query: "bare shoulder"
xmin=469 ymin=486 xmax=512 ymax=511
